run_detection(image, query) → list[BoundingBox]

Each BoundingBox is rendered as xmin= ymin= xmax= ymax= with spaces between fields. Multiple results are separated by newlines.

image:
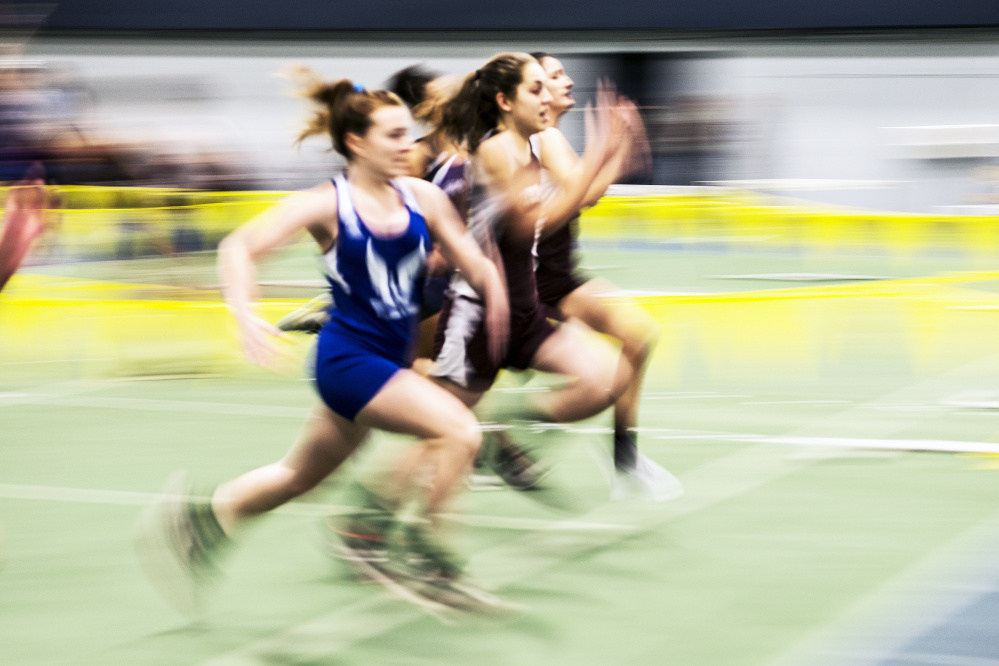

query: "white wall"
xmin=19 ymin=34 xmax=999 ymax=211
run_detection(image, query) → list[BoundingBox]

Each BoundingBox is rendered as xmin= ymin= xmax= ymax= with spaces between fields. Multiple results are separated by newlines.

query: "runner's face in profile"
xmin=539 ymin=56 xmax=574 ymax=116
xmin=501 ymin=61 xmax=553 ymax=135
xmin=351 ymin=104 xmax=414 ymax=178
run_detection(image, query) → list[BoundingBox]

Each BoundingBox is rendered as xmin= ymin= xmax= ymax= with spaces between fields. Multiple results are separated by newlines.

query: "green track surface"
xmin=4 ymin=240 xmax=999 ymax=665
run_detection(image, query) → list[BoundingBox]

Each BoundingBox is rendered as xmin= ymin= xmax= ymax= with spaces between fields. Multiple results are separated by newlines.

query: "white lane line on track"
xmin=652 ymin=433 xmax=759 ymax=441
xmin=0 ymin=484 xmax=631 ymax=533
xmin=1 ymin=394 xmax=311 ymax=419
xmin=643 ymin=393 xmax=752 ymax=400
xmin=0 ymin=380 xmax=122 ymax=407
xmin=633 ymin=426 xmax=739 ymax=435
xmin=0 ymin=389 xmax=744 ymax=416
xmin=636 ymin=429 xmax=999 ymax=455
xmin=0 ymin=484 xmax=158 ymax=506
xmin=723 ymin=435 xmax=999 ymax=455
xmin=743 ymin=400 xmax=852 ymax=405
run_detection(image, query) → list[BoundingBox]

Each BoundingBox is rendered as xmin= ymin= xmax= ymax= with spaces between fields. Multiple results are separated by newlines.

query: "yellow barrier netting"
xmin=5 ymin=186 xmax=999 ymax=382
xmin=583 ymin=193 xmax=999 ymax=258
xmin=4 ymin=184 xmax=999 ymax=258
xmin=6 ymin=271 xmax=999 ymax=384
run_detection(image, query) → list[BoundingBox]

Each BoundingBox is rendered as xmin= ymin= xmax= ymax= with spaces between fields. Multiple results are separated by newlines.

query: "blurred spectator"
xmin=646 ymin=94 xmax=736 ymax=186
xmin=0 ymin=177 xmax=50 ymax=291
xmin=3 ymin=59 xmax=259 ymax=190
xmin=0 ymin=61 xmax=47 ymax=183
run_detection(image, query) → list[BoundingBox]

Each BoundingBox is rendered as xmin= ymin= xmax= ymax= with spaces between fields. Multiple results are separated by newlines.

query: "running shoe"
xmin=466 ymin=438 xmax=506 ymax=491
xmin=483 ymin=430 xmax=552 ymax=492
xmin=324 ymin=509 xmax=398 ymax=584
xmin=276 ymin=293 xmax=331 ymax=334
xmin=134 ymin=471 xmax=225 ymax=618
xmin=611 ymin=453 xmax=684 ymax=503
xmin=325 ymin=512 xmax=473 ymax=620
xmin=397 ymin=521 xmax=520 ymax=614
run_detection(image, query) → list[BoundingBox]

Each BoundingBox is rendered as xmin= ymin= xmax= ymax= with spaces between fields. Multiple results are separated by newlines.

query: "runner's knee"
xmin=453 ymin=415 xmax=483 ymax=460
xmin=431 ymin=410 xmax=482 ymax=460
xmin=574 ymin=364 xmax=621 ymax=414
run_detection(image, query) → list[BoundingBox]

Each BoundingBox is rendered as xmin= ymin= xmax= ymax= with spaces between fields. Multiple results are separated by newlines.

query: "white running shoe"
xmin=466 ymin=472 xmax=507 ymax=491
xmin=611 ymin=454 xmax=684 ymax=503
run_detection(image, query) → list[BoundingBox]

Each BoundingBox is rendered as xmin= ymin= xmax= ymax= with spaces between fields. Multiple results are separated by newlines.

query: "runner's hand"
xmin=617 ymin=98 xmax=652 ymax=180
xmin=236 ymin=313 xmax=287 ymax=368
xmin=483 ymin=275 xmax=510 ymax=367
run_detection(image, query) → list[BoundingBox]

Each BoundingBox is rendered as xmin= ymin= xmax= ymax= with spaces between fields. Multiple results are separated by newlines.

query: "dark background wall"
xmin=15 ymin=0 xmax=999 ymax=32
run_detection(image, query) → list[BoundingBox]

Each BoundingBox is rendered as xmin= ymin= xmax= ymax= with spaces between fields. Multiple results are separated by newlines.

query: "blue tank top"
xmin=322 ymin=173 xmax=432 ymax=363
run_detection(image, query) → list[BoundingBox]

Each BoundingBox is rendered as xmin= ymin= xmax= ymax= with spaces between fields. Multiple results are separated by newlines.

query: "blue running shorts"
xmin=313 ymin=321 xmax=406 ymax=421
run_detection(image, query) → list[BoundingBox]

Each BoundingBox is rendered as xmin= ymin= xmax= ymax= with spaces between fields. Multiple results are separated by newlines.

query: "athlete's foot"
xmin=324 ymin=509 xmax=398 ymax=584
xmin=322 ymin=509 xmax=461 ymax=620
xmin=466 ymin=470 xmax=507 ymax=491
xmin=397 ymin=521 xmax=521 ymax=615
xmin=276 ymin=293 xmax=332 ymax=334
xmin=484 ymin=430 xmax=552 ymax=492
xmin=134 ymin=471 xmax=228 ymax=618
xmin=611 ymin=453 xmax=684 ymax=503
xmin=466 ymin=436 xmax=506 ymax=491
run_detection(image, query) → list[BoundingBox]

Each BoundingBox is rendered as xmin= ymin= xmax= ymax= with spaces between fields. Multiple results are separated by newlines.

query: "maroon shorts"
xmin=432 ymin=293 xmax=556 ymax=393
xmin=535 ymin=264 xmax=587 ymax=309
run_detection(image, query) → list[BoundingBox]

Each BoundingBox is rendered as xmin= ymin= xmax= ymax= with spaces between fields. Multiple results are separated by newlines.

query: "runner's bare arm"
xmin=218 ymin=183 xmax=337 ymax=365
xmin=412 ymin=178 xmax=509 ymax=363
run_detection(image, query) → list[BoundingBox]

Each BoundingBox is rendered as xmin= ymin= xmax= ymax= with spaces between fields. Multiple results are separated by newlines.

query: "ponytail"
xmin=436 ymin=52 xmax=535 ymax=152
xmin=386 ymin=64 xmax=441 ymax=110
xmin=288 ymin=65 xmax=404 ymax=160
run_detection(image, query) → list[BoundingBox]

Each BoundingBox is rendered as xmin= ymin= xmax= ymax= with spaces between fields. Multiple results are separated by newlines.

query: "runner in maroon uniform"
xmin=430 ymin=53 xmax=639 ymax=461
xmin=531 ymin=52 xmax=680 ymax=500
xmin=331 ymin=56 xmax=636 ymax=538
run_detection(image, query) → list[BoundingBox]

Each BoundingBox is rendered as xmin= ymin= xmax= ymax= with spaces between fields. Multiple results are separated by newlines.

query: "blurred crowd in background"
xmin=0 ymin=53 xmax=741 ymax=192
xmin=0 ymin=58 xmax=257 ymax=190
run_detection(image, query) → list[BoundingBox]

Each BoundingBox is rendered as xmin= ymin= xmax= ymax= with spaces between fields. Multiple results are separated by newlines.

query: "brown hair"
xmin=386 ymin=64 xmax=442 ymax=109
xmin=288 ymin=65 xmax=404 ymax=160
xmin=437 ymin=52 xmax=536 ymax=152
xmin=409 ymin=75 xmax=462 ymax=156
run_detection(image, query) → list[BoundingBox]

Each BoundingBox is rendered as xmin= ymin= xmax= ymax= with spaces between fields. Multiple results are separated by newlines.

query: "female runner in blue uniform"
xmin=276 ymin=65 xmax=464 ymax=353
xmin=530 ymin=52 xmax=681 ymax=501
xmin=136 ymin=77 xmax=510 ymax=616
xmin=280 ymin=66 xmax=543 ymax=490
